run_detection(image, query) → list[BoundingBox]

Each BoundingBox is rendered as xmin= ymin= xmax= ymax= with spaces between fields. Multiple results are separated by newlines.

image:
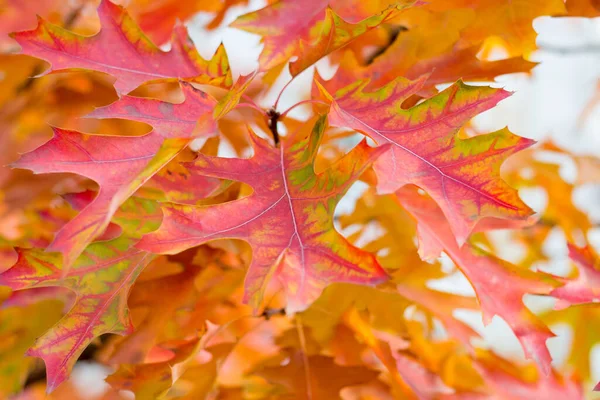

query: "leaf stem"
xmin=273 ymin=75 xmax=296 ymax=110
xmin=279 ymin=99 xmax=329 ymax=119
xmin=236 ymin=94 xmax=268 ymax=117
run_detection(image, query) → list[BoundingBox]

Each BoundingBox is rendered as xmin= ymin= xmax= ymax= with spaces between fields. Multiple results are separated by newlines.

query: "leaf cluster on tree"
xmin=0 ymin=0 xmax=600 ymax=398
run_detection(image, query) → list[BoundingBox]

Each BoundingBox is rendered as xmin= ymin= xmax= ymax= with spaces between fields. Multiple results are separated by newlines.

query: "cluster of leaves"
xmin=1 ymin=0 xmax=600 ymax=398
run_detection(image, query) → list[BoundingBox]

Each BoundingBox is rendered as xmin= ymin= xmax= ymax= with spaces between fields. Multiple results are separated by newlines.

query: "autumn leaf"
xmin=551 ymin=244 xmax=600 ymax=310
xmin=106 ymin=337 xmax=201 ymax=400
xmin=126 ymin=0 xmax=249 ymax=45
xmin=12 ymin=82 xmax=217 ymax=267
xmin=565 ymin=0 xmax=600 ymax=17
xmin=338 ymin=189 xmax=425 ymax=272
xmin=12 ymin=0 xmax=233 ymax=94
xmin=433 ymin=0 xmax=567 ymax=57
xmin=503 ymin=150 xmax=592 ymax=244
xmin=138 ymin=116 xmax=389 ymax=312
xmin=231 ymin=0 xmax=414 ymax=76
xmin=254 ymin=349 xmax=380 ymax=399
xmin=0 ymin=196 xmax=160 ymax=392
xmin=344 ymin=309 xmax=454 ymax=399
xmin=107 ymin=260 xmax=203 ymax=365
xmin=0 ymin=0 xmax=597 ymax=396
xmin=321 ymin=46 xmax=536 ymax=96
xmin=397 ymin=186 xmax=559 ymax=374
xmin=474 ymin=350 xmax=583 ymax=399
xmin=318 ymin=77 xmax=534 ymax=244
xmin=0 ymin=297 xmax=63 ymax=397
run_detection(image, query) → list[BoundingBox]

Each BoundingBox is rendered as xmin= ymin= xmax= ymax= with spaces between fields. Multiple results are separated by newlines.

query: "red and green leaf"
xmin=397 ymin=186 xmax=559 ymax=373
xmin=231 ymin=0 xmax=413 ymax=76
xmin=0 ymin=196 xmax=161 ymax=392
xmin=12 ymin=0 xmax=232 ymax=94
xmin=138 ymin=116 xmax=389 ymax=311
xmin=12 ymin=83 xmax=217 ymax=267
xmin=318 ymin=77 xmax=534 ymax=244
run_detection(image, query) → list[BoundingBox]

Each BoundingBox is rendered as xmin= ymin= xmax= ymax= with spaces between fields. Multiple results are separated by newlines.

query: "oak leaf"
xmin=319 ymin=77 xmax=534 ymax=244
xmin=255 ymin=349 xmax=380 ymax=399
xmin=0 ymin=196 xmax=161 ymax=392
xmin=552 ymin=244 xmax=600 ymax=310
xmin=231 ymin=0 xmax=413 ymax=76
xmin=12 ymin=82 xmax=217 ymax=267
xmin=12 ymin=0 xmax=233 ymax=94
xmin=397 ymin=186 xmax=559 ymax=374
xmin=138 ymin=116 xmax=389 ymax=312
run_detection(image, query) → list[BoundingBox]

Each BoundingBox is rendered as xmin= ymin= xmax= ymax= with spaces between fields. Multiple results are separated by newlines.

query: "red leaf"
xmin=12 ymin=83 xmax=217 ymax=267
xmin=552 ymin=244 xmax=600 ymax=309
xmin=231 ymin=0 xmax=411 ymax=76
xmin=397 ymin=186 xmax=559 ymax=374
xmin=318 ymin=78 xmax=534 ymax=244
xmin=12 ymin=0 xmax=232 ymax=94
xmin=138 ymin=116 xmax=389 ymax=311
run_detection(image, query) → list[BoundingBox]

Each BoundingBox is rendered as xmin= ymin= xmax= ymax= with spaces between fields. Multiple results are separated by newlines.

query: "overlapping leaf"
xmin=321 ymin=47 xmax=535 ymax=96
xmin=0 ymin=295 xmax=63 ymax=397
xmin=319 ymin=77 xmax=534 ymax=244
xmin=552 ymin=244 xmax=600 ymax=309
xmin=12 ymin=0 xmax=233 ymax=94
xmin=138 ymin=116 xmax=389 ymax=312
xmin=0 ymin=0 xmax=598 ymax=396
xmin=12 ymin=83 xmax=217 ymax=267
xmin=397 ymin=186 xmax=559 ymax=373
xmin=231 ymin=0 xmax=414 ymax=76
xmin=0 ymin=196 xmax=160 ymax=392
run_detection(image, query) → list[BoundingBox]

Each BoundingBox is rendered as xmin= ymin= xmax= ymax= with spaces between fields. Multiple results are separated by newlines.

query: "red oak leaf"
xmin=0 ymin=196 xmax=160 ymax=392
xmin=137 ymin=116 xmax=389 ymax=312
xmin=552 ymin=244 xmax=600 ymax=310
xmin=318 ymin=77 xmax=534 ymax=244
xmin=474 ymin=352 xmax=583 ymax=399
xmin=12 ymin=83 xmax=217 ymax=267
xmin=12 ymin=0 xmax=232 ymax=94
xmin=397 ymin=186 xmax=559 ymax=374
xmin=231 ymin=0 xmax=412 ymax=76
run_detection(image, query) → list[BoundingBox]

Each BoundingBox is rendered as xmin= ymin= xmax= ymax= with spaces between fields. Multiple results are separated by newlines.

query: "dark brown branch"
xmin=260 ymin=307 xmax=286 ymax=320
xmin=267 ymin=107 xmax=281 ymax=146
xmin=365 ymin=25 xmax=408 ymax=65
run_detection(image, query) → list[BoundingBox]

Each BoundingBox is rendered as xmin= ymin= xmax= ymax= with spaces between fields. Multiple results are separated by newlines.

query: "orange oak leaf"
xmin=0 ymin=297 xmax=63 ymax=397
xmin=106 ymin=337 xmax=201 ymax=399
xmin=231 ymin=0 xmax=413 ymax=76
xmin=137 ymin=116 xmax=389 ymax=312
xmin=344 ymin=308 xmax=453 ymax=399
xmin=397 ymin=186 xmax=559 ymax=374
xmin=107 ymin=261 xmax=202 ymax=364
xmin=127 ymin=0 xmax=248 ymax=45
xmin=395 ymin=280 xmax=480 ymax=351
xmin=319 ymin=46 xmax=536 ymax=96
xmin=566 ymin=0 xmax=600 ymax=16
xmin=552 ymin=244 xmax=600 ymax=310
xmin=12 ymin=83 xmax=217 ymax=268
xmin=318 ymin=77 xmax=534 ymax=244
xmin=0 ymin=196 xmax=161 ymax=392
xmin=255 ymin=349 xmax=380 ymax=399
xmin=12 ymin=0 xmax=233 ymax=94
xmin=432 ymin=0 xmax=566 ymax=57
xmin=474 ymin=351 xmax=583 ymax=399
